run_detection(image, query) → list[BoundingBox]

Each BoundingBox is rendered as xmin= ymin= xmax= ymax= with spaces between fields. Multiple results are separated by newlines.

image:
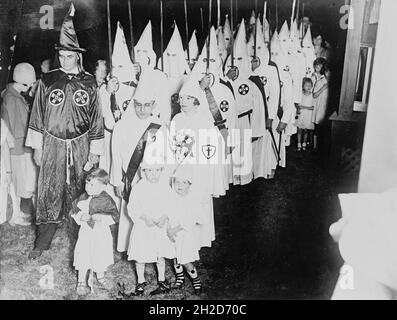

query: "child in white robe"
xmin=71 ymin=169 xmax=118 ymax=295
xmin=127 ymin=160 xmax=175 ymax=296
xmin=167 ymin=166 xmax=203 ymax=295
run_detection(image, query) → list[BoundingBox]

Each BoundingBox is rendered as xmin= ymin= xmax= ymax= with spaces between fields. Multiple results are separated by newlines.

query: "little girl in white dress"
xmin=167 ymin=165 xmax=203 ymax=295
xmin=71 ymin=168 xmax=118 ymax=295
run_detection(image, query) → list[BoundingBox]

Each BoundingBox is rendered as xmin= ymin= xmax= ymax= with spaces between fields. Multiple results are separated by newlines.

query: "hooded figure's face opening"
xmin=58 ymin=50 xmax=79 ymax=72
xmin=142 ymin=167 xmax=163 ymax=184
xmin=133 ymin=99 xmax=155 ymax=119
xmin=173 ymin=177 xmax=192 ymax=196
xmin=179 ymin=95 xmax=199 ymax=114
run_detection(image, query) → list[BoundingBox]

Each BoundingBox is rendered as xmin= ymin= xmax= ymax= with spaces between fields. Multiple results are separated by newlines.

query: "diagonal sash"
xmin=269 ymin=61 xmax=283 ymax=120
xmin=220 ymin=78 xmax=235 ymax=99
xmin=249 ymin=75 xmax=281 ymax=162
xmin=122 ymin=122 xmax=162 ymax=203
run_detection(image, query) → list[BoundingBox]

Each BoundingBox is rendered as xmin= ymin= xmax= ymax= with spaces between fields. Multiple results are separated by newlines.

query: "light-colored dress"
xmin=170 ymin=110 xmax=218 ymax=248
xmin=72 ymin=197 xmax=115 ymax=273
xmin=127 ymin=179 xmax=176 ymax=263
xmin=297 ymin=92 xmax=315 ymax=130
xmin=168 ymin=189 xmax=202 ymax=265
xmin=312 ymin=75 xmax=329 ymax=125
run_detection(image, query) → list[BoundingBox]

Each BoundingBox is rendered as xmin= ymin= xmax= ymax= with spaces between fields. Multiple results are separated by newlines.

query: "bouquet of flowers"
xmin=169 ymin=129 xmax=195 ymax=163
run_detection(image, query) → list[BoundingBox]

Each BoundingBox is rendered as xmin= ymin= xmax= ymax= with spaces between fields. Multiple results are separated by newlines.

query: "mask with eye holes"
xmin=160 ymin=23 xmax=190 ymax=78
xmin=134 ymin=21 xmax=157 ymax=70
xmin=185 ymin=30 xmax=199 ymax=69
xmin=188 ymin=26 xmax=221 ymax=89
xmin=224 ymin=18 xmax=251 ymax=80
xmin=247 ymin=17 xmax=272 ymax=73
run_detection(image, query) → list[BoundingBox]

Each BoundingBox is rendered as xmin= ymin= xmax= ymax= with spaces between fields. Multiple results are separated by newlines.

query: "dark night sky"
xmin=1 ymin=0 xmax=347 ymax=91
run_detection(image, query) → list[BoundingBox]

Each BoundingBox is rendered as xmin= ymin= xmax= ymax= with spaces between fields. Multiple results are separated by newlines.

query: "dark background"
xmin=0 ymin=0 xmax=347 ymax=106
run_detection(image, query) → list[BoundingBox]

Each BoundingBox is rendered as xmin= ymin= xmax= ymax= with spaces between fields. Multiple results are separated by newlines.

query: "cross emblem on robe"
xmin=202 ymin=144 xmax=216 ymax=159
xmin=73 ymin=90 xmax=89 ymax=106
xmin=49 ymin=89 xmax=65 ymax=106
xmin=220 ymin=100 xmax=229 ymax=112
xmin=260 ymin=76 xmax=267 ymax=86
xmin=238 ymin=84 xmax=249 ymax=95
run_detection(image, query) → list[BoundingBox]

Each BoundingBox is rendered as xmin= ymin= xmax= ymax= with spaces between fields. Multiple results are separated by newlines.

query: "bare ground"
xmin=0 ymin=143 xmax=355 ymax=300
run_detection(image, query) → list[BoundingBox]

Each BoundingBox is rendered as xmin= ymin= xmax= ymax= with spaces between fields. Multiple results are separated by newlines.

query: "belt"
xmin=238 ymin=109 xmax=253 ymax=119
xmin=299 ymin=106 xmax=314 ymax=110
xmin=45 ymin=131 xmax=89 ymax=185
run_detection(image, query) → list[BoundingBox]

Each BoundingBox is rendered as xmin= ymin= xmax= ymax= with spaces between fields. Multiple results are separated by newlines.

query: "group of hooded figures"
xmin=1 ymin=3 xmax=323 ymax=296
xmin=102 ymin=10 xmax=320 ymax=252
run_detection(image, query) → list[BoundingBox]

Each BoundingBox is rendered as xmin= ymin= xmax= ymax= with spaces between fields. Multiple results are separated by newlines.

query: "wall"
xmin=358 ymin=0 xmax=397 ymax=192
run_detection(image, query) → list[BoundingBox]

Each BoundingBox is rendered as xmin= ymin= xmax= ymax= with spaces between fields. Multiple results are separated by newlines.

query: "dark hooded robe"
xmin=25 ymin=4 xmax=104 ymax=252
xmin=28 ymin=69 xmax=103 ymax=225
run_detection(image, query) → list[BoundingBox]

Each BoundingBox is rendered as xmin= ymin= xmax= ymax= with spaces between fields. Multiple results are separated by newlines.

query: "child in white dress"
xmin=71 ymin=168 xmax=119 ymax=295
xmin=127 ymin=159 xmax=175 ymax=296
xmin=167 ymin=165 xmax=203 ymax=295
xmin=296 ymin=78 xmax=315 ymax=151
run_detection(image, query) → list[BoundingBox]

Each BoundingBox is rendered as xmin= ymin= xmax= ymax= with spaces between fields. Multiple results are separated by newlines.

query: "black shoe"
xmin=134 ymin=282 xmax=146 ymax=296
xmin=28 ymin=249 xmax=43 ymax=260
xmin=194 ymin=287 xmax=202 ymax=295
xmin=150 ymin=281 xmax=171 ymax=296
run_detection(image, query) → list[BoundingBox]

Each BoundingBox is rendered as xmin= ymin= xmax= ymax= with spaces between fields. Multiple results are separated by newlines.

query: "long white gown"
xmin=72 ymin=198 xmax=115 ymax=273
xmin=127 ymin=179 xmax=175 ymax=263
xmin=170 ymin=110 xmax=220 ymax=248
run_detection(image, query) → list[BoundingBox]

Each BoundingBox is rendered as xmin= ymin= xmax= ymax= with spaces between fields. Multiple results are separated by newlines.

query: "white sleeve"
xmin=250 ymin=86 xmax=266 ymax=138
xmin=267 ymin=67 xmax=281 ymax=120
xmin=100 ymin=86 xmax=116 ymax=131
xmin=110 ymin=123 xmax=123 ymax=187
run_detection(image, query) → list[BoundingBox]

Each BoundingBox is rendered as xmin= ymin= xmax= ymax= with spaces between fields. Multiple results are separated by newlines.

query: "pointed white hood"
xmin=279 ymin=20 xmax=292 ymax=55
xmin=217 ymin=26 xmax=227 ymax=64
xmin=301 ymin=25 xmax=316 ymax=76
xmin=270 ymin=29 xmax=288 ymax=70
xmin=160 ymin=22 xmax=190 ymax=78
xmin=112 ymin=22 xmax=136 ymax=83
xmin=249 ymin=10 xmax=256 ymax=26
xmin=224 ymin=18 xmax=251 ymax=79
xmin=263 ymin=17 xmax=270 ymax=44
xmin=223 ymin=14 xmax=232 ymax=49
xmin=134 ymin=20 xmax=157 ymax=69
xmin=190 ymin=26 xmax=221 ymax=85
xmin=185 ymin=30 xmax=199 ymax=66
xmin=248 ymin=17 xmax=270 ymax=69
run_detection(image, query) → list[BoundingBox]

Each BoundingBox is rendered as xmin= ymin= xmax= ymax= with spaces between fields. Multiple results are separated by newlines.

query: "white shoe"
xmin=9 ymin=215 xmax=31 ymax=226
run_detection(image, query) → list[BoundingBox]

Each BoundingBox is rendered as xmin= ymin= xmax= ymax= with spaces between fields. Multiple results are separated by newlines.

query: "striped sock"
xmin=188 ymin=268 xmax=202 ymax=292
xmin=174 ymin=264 xmax=185 ymax=288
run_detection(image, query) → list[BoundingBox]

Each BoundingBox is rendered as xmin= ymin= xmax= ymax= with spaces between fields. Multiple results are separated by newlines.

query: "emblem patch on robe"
xmin=220 ymin=100 xmax=229 ymax=112
xmin=122 ymin=99 xmax=130 ymax=111
xmin=73 ymin=90 xmax=89 ymax=106
xmin=49 ymin=89 xmax=65 ymax=106
xmin=260 ymin=76 xmax=267 ymax=86
xmin=148 ymin=129 xmax=158 ymax=142
xmin=171 ymin=93 xmax=180 ymax=104
xmin=238 ymin=84 xmax=249 ymax=95
xmin=202 ymin=144 xmax=216 ymax=159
